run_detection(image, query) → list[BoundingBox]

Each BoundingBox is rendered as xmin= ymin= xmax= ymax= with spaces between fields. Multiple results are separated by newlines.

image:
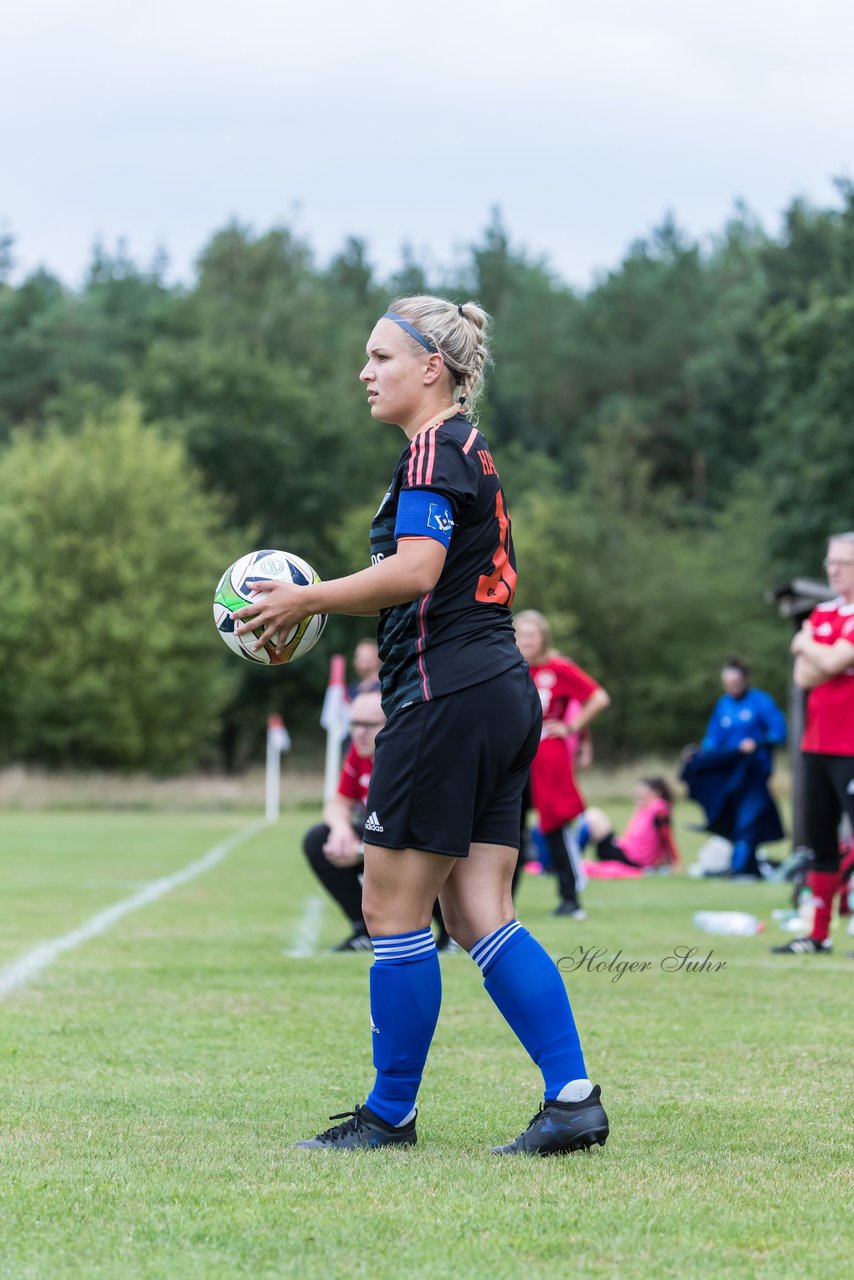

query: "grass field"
xmin=1 ymin=803 xmax=852 ymax=1279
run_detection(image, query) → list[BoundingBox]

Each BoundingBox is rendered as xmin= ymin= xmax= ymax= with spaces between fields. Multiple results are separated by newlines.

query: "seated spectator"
xmin=302 ymin=690 xmax=453 ymax=951
xmin=578 ymin=778 xmax=682 ymax=872
xmin=347 ymin=637 xmax=381 ymax=700
xmin=680 ymin=658 xmax=786 ymax=877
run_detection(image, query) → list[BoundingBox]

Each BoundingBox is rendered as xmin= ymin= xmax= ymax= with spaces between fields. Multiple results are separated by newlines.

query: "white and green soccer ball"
xmin=213 ymin=549 xmax=327 ymax=665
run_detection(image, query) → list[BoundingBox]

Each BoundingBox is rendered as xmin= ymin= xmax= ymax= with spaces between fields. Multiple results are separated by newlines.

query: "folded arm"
xmin=792 ymin=624 xmax=854 ymax=687
xmin=793 ymin=654 xmax=828 ymax=691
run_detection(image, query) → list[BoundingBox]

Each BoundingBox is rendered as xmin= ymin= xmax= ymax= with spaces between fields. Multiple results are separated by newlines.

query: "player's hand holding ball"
xmin=234 ymin=576 xmax=314 ymax=654
xmin=213 ymin=549 xmax=327 ymax=665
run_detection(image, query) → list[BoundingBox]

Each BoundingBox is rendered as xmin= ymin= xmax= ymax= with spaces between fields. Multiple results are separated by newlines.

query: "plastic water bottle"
xmin=693 ymin=911 xmax=765 ymax=936
xmin=771 ymin=908 xmax=807 ymax=933
xmin=797 ymin=888 xmax=815 ymax=934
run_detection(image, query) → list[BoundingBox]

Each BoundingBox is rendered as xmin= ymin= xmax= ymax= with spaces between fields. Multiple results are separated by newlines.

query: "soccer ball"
xmin=213 ymin=549 xmax=327 ymax=665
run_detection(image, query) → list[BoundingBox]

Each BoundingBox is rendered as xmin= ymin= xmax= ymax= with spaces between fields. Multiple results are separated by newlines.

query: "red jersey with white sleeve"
xmin=337 ymin=745 xmax=374 ymax=807
xmin=528 ymin=657 xmax=600 ymax=832
xmin=802 ymin=598 xmax=854 ymax=755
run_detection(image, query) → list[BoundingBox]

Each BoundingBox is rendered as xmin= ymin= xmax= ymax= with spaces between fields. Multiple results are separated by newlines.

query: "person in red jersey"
xmin=234 ymin=296 xmax=609 ymax=1156
xmin=514 ymin=610 xmax=611 ymax=919
xmin=303 ymin=690 xmax=382 ymax=951
xmin=304 ymin=690 xmax=452 ymax=952
xmin=773 ymin=531 xmax=854 ymax=955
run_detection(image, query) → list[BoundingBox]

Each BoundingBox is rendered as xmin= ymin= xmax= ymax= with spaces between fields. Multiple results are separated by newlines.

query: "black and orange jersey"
xmin=370 ymin=413 xmax=522 ymax=715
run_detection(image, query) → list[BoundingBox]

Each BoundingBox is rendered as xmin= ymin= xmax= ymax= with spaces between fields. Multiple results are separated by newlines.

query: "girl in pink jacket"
xmin=580 ymin=778 xmax=682 ymax=871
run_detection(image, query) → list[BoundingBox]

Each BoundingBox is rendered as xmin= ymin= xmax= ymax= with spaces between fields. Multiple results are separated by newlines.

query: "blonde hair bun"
xmin=388 ymin=294 xmax=492 ymax=420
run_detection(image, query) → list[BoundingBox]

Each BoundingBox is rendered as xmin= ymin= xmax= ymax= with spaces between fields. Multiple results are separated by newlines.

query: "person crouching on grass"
xmin=303 ymin=689 xmax=454 ymax=953
xmin=577 ymin=778 xmax=682 ymax=872
xmin=234 ymin=294 xmax=609 ymax=1156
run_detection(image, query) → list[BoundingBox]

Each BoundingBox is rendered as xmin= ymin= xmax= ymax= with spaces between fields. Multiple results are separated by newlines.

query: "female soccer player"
xmin=514 ymin=610 xmax=611 ymax=918
xmin=234 ymin=296 xmax=608 ymax=1156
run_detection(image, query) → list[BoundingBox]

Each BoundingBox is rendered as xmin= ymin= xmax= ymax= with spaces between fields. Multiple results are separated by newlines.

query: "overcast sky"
xmin=3 ymin=0 xmax=853 ymax=291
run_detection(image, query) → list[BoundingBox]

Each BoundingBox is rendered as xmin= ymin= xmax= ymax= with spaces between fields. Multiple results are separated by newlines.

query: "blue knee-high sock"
xmin=364 ymin=928 xmax=441 ymax=1126
xmin=575 ymin=818 xmax=590 ymax=852
xmin=471 ymin=921 xmax=586 ymax=1100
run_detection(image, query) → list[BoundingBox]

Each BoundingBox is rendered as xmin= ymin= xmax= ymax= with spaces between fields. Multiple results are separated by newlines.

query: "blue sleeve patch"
xmin=394 ymin=489 xmax=454 ymax=548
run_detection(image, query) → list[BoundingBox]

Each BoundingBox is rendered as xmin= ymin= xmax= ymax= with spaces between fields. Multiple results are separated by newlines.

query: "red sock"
xmin=838 ymin=847 xmax=854 ymax=917
xmin=807 ymin=871 xmax=839 ymax=942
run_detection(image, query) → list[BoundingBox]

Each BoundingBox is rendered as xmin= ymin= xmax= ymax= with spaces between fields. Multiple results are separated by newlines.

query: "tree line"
xmin=1 ymin=185 xmax=852 ymax=771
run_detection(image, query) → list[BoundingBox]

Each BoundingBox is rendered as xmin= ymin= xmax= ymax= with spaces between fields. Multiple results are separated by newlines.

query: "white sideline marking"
xmin=83 ymin=879 xmax=153 ymax=891
xmin=0 ymin=818 xmax=267 ymax=1001
xmin=285 ymin=896 xmax=325 ymax=958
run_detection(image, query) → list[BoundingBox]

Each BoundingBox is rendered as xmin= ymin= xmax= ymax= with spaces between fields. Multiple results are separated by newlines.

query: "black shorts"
xmin=364 ymin=663 xmax=542 ymax=857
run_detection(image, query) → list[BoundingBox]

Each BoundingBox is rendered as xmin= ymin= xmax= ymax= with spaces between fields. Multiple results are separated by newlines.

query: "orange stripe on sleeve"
xmin=423 ymin=426 xmax=437 ymax=485
xmin=407 ymin=436 xmax=422 ymax=486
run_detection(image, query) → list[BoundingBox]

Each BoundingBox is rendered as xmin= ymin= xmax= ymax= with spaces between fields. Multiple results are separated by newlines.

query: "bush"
xmin=0 ymin=398 xmax=241 ymax=770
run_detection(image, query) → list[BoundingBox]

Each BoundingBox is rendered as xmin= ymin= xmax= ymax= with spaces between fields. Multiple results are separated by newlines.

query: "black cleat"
xmin=771 ymin=936 xmax=832 ymax=955
xmin=552 ymin=899 xmax=587 ymax=920
xmin=493 ymin=1086 xmax=609 ymax=1156
xmin=331 ymin=931 xmax=373 ymax=952
xmin=293 ymin=1104 xmax=417 ymax=1150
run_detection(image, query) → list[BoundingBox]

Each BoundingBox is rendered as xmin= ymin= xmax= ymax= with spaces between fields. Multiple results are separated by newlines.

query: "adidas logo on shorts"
xmin=364 ymin=811 xmax=385 ymax=833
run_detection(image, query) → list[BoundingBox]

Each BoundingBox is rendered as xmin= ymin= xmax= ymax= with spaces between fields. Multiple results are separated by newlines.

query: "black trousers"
xmin=302 ymin=822 xmax=449 ymax=938
xmin=595 ymin=833 xmax=640 ymax=867
xmin=518 ymin=777 xmax=580 ymax=904
xmin=303 ymin=823 xmax=366 ymax=926
xmin=803 ymin=752 xmax=854 ymax=871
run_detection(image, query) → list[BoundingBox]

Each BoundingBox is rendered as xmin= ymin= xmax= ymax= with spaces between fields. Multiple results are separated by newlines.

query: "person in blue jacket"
xmin=682 ymin=658 xmax=787 ymax=876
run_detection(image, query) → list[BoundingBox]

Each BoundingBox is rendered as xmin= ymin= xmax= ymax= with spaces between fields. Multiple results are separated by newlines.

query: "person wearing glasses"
xmin=303 ymin=689 xmax=453 ymax=952
xmin=773 ymin=532 xmax=854 ymax=955
xmin=302 ymin=690 xmax=386 ymax=951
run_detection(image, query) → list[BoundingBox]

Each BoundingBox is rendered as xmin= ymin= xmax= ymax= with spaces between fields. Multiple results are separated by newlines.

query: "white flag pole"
xmin=265 ymin=713 xmax=291 ymax=823
xmin=321 ymin=654 xmax=348 ymax=803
